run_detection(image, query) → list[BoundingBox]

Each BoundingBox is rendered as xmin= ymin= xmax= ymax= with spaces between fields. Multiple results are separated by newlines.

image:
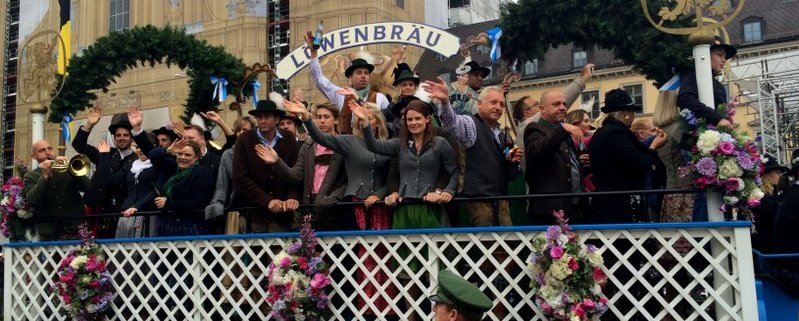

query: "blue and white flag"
xmin=252 ymin=80 xmax=262 ymax=108
xmin=487 ymin=26 xmax=503 ymax=63
xmin=659 ymin=75 xmax=681 ymax=91
xmin=210 ymin=77 xmax=228 ymax=102
xmin=61 ymin=113 xmax=74 ymax=143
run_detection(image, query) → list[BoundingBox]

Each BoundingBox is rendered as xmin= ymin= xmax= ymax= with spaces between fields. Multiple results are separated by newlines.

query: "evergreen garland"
xmin=48 ymin=25 xmax=250 ymax=123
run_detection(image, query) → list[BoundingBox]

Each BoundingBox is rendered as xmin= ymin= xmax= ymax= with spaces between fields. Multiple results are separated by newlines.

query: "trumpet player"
xmin=23 ymin=140 xmax=90 ymax=241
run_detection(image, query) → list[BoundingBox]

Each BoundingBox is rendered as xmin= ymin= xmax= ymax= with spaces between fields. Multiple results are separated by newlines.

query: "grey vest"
xmin=462 ymin=115 xmax=509 ymax=197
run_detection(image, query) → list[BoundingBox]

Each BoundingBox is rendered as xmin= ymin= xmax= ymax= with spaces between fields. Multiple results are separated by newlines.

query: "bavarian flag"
xmin=57 ymin=0 xmax=70 ymax=75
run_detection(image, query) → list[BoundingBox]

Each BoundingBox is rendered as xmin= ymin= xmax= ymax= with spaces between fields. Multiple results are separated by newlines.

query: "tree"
xmin=500 ymin=0 xmax=694 ymax=86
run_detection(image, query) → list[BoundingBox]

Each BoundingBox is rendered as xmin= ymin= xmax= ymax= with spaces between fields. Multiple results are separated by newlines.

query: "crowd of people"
xmin=21 ymin=34 xmax=797 ymax=248
xmin=13 ymin=30 xmax=799 ymax=320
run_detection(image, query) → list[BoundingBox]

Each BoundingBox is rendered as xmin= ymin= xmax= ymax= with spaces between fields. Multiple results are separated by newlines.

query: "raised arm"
xmin=424 ymin=77 xmax=477 ymax=148
xmin=283 ymin=100 xmax=350 ymax=155
xmin=306 ymin=31 xmax=345 ymax=109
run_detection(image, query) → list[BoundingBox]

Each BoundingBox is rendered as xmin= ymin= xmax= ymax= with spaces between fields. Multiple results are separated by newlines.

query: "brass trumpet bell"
xmin=52 ymin=154 xmax=91 ymax=176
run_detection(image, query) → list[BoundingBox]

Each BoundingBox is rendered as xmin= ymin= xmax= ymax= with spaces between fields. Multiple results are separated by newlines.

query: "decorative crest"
xmin=640 ymin=0 xmax=746 ymax=35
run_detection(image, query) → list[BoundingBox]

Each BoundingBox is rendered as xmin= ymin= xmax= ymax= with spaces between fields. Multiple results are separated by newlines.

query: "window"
xmin=581 ymin=90 xmax=600 ymax=118
xmin=395 ymin=0 xmax=404 ymax=9
xmin=573 ymin=49 xmax=587 ymax=69
xmin=109 ymin=0 xmax=130 ymax=32
xmin=524 ymin=59 xmax=538 ymax=76
xmin=622 ymin=84 xmax=644 ymax=113
xmin=743 ymin=20 xmax=763 ymax=43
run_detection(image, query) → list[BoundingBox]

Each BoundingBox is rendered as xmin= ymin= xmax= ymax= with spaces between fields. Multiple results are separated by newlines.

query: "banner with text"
xmin=275 ymin=22 xmax=460 ymax=80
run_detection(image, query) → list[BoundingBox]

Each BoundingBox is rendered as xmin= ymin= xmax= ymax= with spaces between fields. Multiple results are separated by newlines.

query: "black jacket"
xmin=97 ymin=153 xmax=163 ymax=213
xmin=589 ymin=117 xmax=661 ymax=223
xmin=148 ymin=148 xmax=214 ymax=213
xmin=677 ymin=70 xmax=728 ymax=126
xmin=72 ymin=127 xmax=137 ymax=211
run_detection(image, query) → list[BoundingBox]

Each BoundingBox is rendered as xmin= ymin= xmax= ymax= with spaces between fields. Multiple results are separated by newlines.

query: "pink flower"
xmin=718 ymin=141 xmax=736 ymax=155
xmin=310 ymin=273 xmax=330 ymax=289
xmin=724 ymin=179 xmax=740 ymax=192
xmin=572 ymin=304 xmax=586 ymax=317
xmin=88 ymin=280 xmax=100 ymax=288
xmin=550 ymin=246 xmax=564 ymax=260
xmin=280 ymin=257 xmax=292 ymax=268
xmin=581 ymin=299 xmax=596 ymax=310
xmin=540 ymin=302 xmax=553 ymax=313
xmin=568 ymin=257 xmax=579 ymax=271
xmin=748 ymin=198 xmax=761 ymax=208
xmin=297 ymin=256 xmax=309 ymax=271
xmin=592 ymin=268 xmax=607 ymax=285
xmin=59 ymin=272 xmax=75 ymax=284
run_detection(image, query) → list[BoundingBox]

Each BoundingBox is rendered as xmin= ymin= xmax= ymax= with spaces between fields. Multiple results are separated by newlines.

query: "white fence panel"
xmin=3 ymin=222 xmax=757 ymax=321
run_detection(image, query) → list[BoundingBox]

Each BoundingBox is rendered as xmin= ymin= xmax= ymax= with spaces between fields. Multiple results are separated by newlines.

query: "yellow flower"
xmin=588 ymin=252 xmax=603 ymax=266
xmin=550 ymin=260 xmax=572 ymax=280
xmin=70 ymin=255 xmax=88 ymax=269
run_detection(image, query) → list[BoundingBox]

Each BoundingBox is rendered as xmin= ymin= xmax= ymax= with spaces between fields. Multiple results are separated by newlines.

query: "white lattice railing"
xmin=3 ymin=221 xmax=757 ymax=321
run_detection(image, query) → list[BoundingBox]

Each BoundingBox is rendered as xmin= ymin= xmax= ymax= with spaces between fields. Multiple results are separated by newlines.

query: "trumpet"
xmin=51 ymin=154 xmax=91 ymax=176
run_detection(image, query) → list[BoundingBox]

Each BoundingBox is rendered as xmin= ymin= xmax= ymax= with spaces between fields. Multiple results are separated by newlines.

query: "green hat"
xmin=249 ymin=99 xmax=286 ymax=117
xmin=429 ymin=270 xmax=493 ymax=319
xmin=392 ymin=63 xmax=420 ymax=86
xmin=345 ymin=58 xmax=375 ymax=78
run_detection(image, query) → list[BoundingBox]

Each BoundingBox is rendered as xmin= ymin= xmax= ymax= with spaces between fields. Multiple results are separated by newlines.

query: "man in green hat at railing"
xmin=430 ymin=269 xmax=493 ymax=321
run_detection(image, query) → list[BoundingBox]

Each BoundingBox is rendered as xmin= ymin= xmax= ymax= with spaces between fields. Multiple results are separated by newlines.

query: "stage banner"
xmin=275 ymin=22 xmax=460 ymax=80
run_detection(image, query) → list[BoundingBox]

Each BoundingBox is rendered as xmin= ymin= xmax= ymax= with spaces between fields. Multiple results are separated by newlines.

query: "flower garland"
xmin=266 ymin=214 xmax=332 ymax=321
xmin=529 ymin=210 xmax=608 ymax=321
xmin=53 ymin=224 xmax=114 ymax=321
xmin=48 ymin=25 xmax=252 ymax=124
xmin=0 ymin=162 xmax=34 ymax=242
xmin=680 ymin=103 xmax=764 ymax=212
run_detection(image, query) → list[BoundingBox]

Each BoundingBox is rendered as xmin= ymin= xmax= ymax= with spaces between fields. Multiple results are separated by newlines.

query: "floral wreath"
xmin=48 ymin=25 xmax=252 ymax=124
xmin=528 ymin=210 xmax=608 ymax=320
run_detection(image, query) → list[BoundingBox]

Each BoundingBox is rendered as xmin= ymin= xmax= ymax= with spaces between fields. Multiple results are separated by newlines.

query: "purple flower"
xmin=737 ymin=152 xmax=755 ymax=171
xmin=287 ymin=242 xmax=301 ymax=255
xmin=586 ymin=244 xmax=598 ymax=253
xmin=545 ymin=226 xmax=561 ymax=240
xmin=695 ymin=157 xmax=717 ymax=177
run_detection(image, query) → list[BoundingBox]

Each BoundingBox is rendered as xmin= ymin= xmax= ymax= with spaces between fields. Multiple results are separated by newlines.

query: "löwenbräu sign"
xmin=275 ymin=22 xmax=460 ymax=80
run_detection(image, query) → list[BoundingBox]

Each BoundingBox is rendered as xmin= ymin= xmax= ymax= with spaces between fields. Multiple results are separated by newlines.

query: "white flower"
xmin=719 ymin=133 xmax=734 ymax=143
xmin=550 ymin=260 xmax=572 ymax=280
xmin=70 ymin=255 xmax=88 ymax=269
xmin=718 ymin=158 xmax=743 ymax=178
xmin=17 ymin=209 xmax=32 ymax=219
xmin=570 ymin=315 xmax=581 ymax=321
xmin=734 ymin=178 xmax=745 ymax=191
xmin=697 ymin=130 xmax=721 ymax=154
xmin=587 ymin=251 xmax=603 ymax=266
xmin=723 ymin=196 xmax=739 ymax=205
xmin=0 ymin=198 xmax=7 ymax=206
xmin=749 ymin=188 xmax=764 ymax=201
xmin=557 ymin=234 xmax=569 ymax=246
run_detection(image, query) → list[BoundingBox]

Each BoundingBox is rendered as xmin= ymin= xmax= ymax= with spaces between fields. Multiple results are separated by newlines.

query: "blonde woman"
xmin=652 ymin=90 xmax=694 ymax=223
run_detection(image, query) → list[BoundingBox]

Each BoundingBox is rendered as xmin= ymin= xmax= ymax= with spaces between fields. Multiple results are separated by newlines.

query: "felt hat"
xmin=281 ymin=113 xmax=303 ymax=126
xmin=152 ymin=126 xmax=180 ymax=141
xmin=601 ymin=88 xmax=642 ymax=113
xmin=392 ymin=63 xmax=420 ymax=86
xmin=344 ymin=58 xmax=375 ymax=78
xmin=108 ymin=118 xmax=133 ymax=134
xmin=710 ymin=36 xmax=737 ymax=60
xmin=249 ymin=100 xmax=286 ymax=117
xmin=429 ymin=270 xmax=493 ymax=319
xmin=763 ymin=154 xmax=789 ymax=174
xmin=463 ymin=61 xmax=491 ymax=78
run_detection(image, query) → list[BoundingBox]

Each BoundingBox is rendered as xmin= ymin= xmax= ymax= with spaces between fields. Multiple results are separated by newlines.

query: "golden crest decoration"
xmin=640 ymin=0 xmax=746 ymax=36
xmin=18 ymin=30 xmax=66 ymax=109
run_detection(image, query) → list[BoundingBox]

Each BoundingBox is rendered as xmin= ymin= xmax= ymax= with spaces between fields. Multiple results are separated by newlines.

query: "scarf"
xmin=163 ymin=163 xmax=198 ymax=199
xmin=356 ymin=85 xmax=371 ymax=100
xmin=129 ymin=159 xmax=152 ymax=182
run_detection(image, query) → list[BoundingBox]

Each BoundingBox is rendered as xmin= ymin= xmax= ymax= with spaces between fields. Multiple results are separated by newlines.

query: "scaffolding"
xmin=728 ymin=51 xmax=799 ymax=163
xmin=267 ymin=0 xmax=289 ymax=94
xmin=2 ymin=0 xmax=21 ymax=181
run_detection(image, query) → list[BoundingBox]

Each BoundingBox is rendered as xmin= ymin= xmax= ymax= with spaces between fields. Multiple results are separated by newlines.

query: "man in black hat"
xmin=72 ymin=105 xmax=138 ymax=237
xmin=448 ymin=61 xmax=491 ymax=116
xmin=152 ymin=126 xmax=180 ymax=148
xmin=305 ymin=31 xmax=389 ymax=135
xmin=678 ymin=36 xmax=736 ymax=128
xmin=231 ymin=99 xmax=300 ymax=233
